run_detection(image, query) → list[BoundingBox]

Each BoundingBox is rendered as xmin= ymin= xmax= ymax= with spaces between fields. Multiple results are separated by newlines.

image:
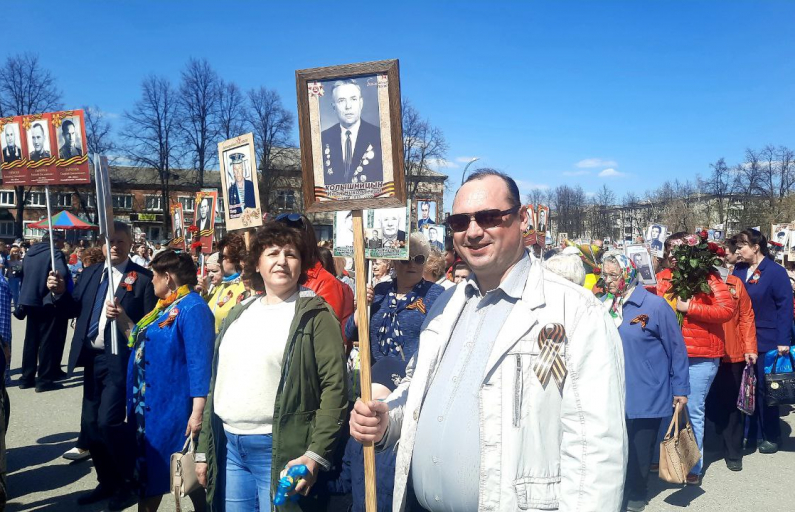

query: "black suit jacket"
xmin=61 ymin=261 xmax=156 ymax=379
xmin=320 ymin=120 xmax=383 ymax=185
xmin=2 ymin=146 xmax=21 ymax=162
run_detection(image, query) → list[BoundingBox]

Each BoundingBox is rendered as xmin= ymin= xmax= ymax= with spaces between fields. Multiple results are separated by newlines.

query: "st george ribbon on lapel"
xmin=532 ymin=323 xmax=568 ymax=392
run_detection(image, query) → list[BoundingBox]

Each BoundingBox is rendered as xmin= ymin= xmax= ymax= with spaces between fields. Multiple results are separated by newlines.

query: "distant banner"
xmin=0 ymin=109 xmax=90 ymax=185
xmin=523 ymin=204 xmax=537 ymax=247
xmin=194 ymin=190 xmax=218 ymax=254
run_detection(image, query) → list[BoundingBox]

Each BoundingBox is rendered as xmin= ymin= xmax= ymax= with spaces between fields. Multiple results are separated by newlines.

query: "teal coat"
xmin=197 ymin=290 xmax=349 ymax=511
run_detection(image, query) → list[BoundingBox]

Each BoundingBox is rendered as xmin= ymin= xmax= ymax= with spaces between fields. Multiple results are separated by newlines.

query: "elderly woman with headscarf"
xmin=346 ymin=233 xmax=444 ymax=364
xmin=601 ymin=254 xmax=690 ymax=512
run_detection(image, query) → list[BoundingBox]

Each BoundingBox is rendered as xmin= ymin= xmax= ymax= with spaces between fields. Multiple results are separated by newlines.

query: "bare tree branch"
xmin=177 ymin=58 xmax=221 ymax=188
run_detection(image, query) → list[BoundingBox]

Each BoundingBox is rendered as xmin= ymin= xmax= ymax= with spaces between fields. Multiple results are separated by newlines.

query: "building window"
xmin=276 ymin=190 xmax=296 ymax=210
xmin=146 ymin=226 xmax=162 ymax=241
xmin=112 ymin=194 xmax=133 ymax=210
xmin=25 ymin=192 xmax=47 ymax=207
xmin=85 ymin=195 xmax=96 ymax=208
xmin=0 ymin=190 xmax=15 ymax=207
xmin=178 ymin=196 xmax=195 ymax=212
xmin=56 ymin=193 xmax=72 ymax=207
xmin=0 ymin=221 xmax=13 ymax=236
xmin=23 ymin=221 xmax=47 ymax=238
xmin=145 ymin=196 xmax=162 ymax=212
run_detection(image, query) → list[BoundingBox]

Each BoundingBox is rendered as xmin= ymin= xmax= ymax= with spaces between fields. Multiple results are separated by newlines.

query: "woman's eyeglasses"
xmin=446 ymin=206 xmax=520 ymax=233
xmin=399 ymin=254 xmax=427 ymax=265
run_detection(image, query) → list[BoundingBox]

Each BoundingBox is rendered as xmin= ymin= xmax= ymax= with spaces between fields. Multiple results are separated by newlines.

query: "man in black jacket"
xmin=18 ymin=235 xmax=70 ymax=392
xmin=49 ymin=222 xmax=156 ymax=510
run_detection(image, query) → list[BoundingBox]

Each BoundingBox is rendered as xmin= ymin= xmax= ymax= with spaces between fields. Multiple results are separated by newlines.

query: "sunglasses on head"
xmin=446 ymin=206 xmax=521 ymax=233
xmin=399 ymin=254 xmax=427 ymax=265
xmin=275 ymin=213 xmax=305 ymax=230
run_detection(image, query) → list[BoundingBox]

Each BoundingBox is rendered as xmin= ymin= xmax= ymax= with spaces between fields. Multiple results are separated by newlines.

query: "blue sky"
xmin=9 ymin=1 xmax=794 ymax=210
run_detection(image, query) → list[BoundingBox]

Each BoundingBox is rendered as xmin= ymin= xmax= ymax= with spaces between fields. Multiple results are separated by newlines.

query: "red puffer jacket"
xmin=305 ymin=261 xmax=355 ymax=353
xmin=656 ymin=268 xmax=735 ymax=358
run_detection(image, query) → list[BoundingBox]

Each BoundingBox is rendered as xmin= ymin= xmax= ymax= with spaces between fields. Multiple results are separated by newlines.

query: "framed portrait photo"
xmin=296 ymin=59 xmax=406 ymax=213
xmin=23 ymin=113 xmax=58 ymax=184
xmin=523 ymin=204 xmax=537 ymax=247
xmin=0 ymin=117 xmax=28 ymax=185
xmin=422 ymin=224 xmax=445 ymax=253
xmin=194 ymin=190 xmax=218 ymax=254
xmin=645 ymin=223 xmax=667 ymax=258
xmin=52 ymin=109 xmax=90 ymax=184
xmin=365 ymin=202 xmax=410 ymax=260
xmin=333 ymin=210 xmax=355 ymax=257
xmin=218 ymin=132 xmax=263 ymax=231
xmin=170 ymin=203 xmax=186 ymax=250
xmin=625 ymin=244 xmax=657 ymax=286
xmin=416 ymin=199 xmax=437 ymax=231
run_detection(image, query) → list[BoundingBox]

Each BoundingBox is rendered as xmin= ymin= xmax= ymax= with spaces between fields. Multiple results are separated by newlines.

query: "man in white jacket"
xmin=351 ymin=169 xmax=627 ymax=511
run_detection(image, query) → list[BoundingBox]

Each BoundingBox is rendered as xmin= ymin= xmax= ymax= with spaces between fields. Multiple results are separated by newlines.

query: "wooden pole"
xmin=44 ymin=185 xmax=56 ymax=274
xmin=244 ymin=230 xmax=251 ymax=251
xmin=352 ymin=210 xmax=377 ymax=512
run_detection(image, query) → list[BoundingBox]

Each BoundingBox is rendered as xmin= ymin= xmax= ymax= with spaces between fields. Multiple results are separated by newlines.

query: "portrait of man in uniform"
xmin=646 ymin=224 xmax=666 ymax=256
xmin=195 ymin=196 xmax=213 ymax=234
xmin=417 ymin=200 xmax=436 ymax=230
xmin=226 ymin=152 xmax=256 ymax=217
xmin=320 ymin=79 xmax=383 ymax=186
xmin=27 ymin=122 xmax=51 ymax=162
xmin=173 ymin=210 xmax=183 ymax=238
xmin=538 ymin=207 xmax=548 ymax=233
xmin=426 ymin=226 xmax=444 ymax=252
xmin=1 ymin=123 xmax=22 ymax=163
xmin=58 ymin=119 xmax=83 ymax=158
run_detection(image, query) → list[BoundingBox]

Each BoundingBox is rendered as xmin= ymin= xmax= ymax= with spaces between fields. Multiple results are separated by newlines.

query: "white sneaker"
xmin=62 ymin=447 xmax=91 ymax=461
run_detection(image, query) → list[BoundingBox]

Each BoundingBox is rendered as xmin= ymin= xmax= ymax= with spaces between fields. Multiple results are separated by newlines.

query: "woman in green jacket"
xmin=196 ymin=222 xmax=349 ymax=512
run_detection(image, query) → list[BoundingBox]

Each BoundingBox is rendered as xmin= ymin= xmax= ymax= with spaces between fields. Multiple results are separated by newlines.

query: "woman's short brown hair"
xmin=424 ymin=249 xmax=446 ymax=281
xmin=217 ymin=232 xmax=247 ymax=272
xmin=82 ymin=247 xmax=105 ymax=268
xmin=150 ymin=249 xmax=198 ymax=288
xmin=243 ymin=221 xmax=311 ymax=292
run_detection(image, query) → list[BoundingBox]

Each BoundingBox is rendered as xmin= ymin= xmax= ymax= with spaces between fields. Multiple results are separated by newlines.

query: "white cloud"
xmin=562 ymin=170 xmax=590 ymax=177
xmin=426 ymin=158 xmax=458 ymax=170
xmin=598 ymin=168 xmax=625 ymax=178
xmin=576 ymin=158 xmax=618 ymax=169
xmin=455 ymin=156 xmax=480 ymax=163
xmin=515 ymin=180 xmax=550 ymax=196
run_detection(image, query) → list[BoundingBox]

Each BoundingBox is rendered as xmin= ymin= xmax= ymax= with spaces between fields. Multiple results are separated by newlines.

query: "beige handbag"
xmin=658 ymin=402 xmax=701 ymax=484
xmin=170 ymin=436 xmax=202 ymax=510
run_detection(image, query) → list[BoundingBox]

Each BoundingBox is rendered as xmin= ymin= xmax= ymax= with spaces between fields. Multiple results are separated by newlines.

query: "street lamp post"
xmin=460 ymin=157 xmax=480 ymax=186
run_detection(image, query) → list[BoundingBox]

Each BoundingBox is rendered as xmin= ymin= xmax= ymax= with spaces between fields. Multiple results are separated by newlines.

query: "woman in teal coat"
xmin=109 ymin=250 xmax=215 ymax=511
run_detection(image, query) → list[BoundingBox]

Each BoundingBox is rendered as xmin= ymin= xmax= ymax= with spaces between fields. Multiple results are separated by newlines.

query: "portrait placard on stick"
xmin=523 ymin=204 xmax=537 ymax=247
xmin=333 ymin=202 xmax=411 ymax=260
xmin=23 ymin=113 xmax=57 ymax=184
xmin=416 ymin=199 xmax=437 ymax=231
xmin=170 ymin=203 xmax=186 ymax=250
xmin=218 ymin=133 xmax=263 ymax=231
xmin=537 ymin=205 xmax=549 ymax=242
xmin=194 ymin=190 xmax=218 ymax=254
xmin=645 ymin=223 xmax=667 ymax=258
xmin=0 ymin=116 xmax=29 ymax=184
xmin=52 ymin=109 xmax=90 ymax=183
xmin=296 ymin=59 xmax=406 ymax=213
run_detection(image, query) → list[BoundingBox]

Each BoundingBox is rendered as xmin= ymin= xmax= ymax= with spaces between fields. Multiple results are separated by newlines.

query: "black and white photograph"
xmin=537 ymin=205 xmax=549 ymax=234
xmin=772 ymin=224 xmax=788 ymax=246
xmin=56 ymin=115 xmax=84 ymax=159
xmin=194 ymin=190 xmax=218 ymax=254
xmin=296 ymin=59 xmax=406 ymax=212
xmin=319 ymin=77 xmax=383 ymax=186
xmin=332 ymin=210 xmax=355 ymax=257
xmin=645 ymin=223 xmax=667 ymax=257
xmin=365 ymin=203 xmax=410 ymax=260
xmin=1 ymin=122 xmax=23 ymax=164
xmin=625 ymin=244 xmax=657 ymax=286
xmin=26 ymin=119 xmax=52 ymax=162
xmin=712 ymin=230 xmax=724 ymax=241
xmin=417 ymin=199 xmax=437 ymax=230
xmin=422 ymin=224 xmax=445 ymax=252
xmin=218 ymin=133 xmax=262 ymax=230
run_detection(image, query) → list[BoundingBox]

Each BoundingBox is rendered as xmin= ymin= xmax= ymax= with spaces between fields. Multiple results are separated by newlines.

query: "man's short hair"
xmin=332 ymin=79 xmax=361 ymax=96
xmin=31 ymin=123 xmax=45 ymax=135
xmin=463 ymin=168 xmax=521 ymax=208
xmin=429 ymin=227 xmax=437 ymax=234
xmin=113 ymin=221 xmax=132 ymax=238
xmin=61 ymin=119 xmax=75 ymax=134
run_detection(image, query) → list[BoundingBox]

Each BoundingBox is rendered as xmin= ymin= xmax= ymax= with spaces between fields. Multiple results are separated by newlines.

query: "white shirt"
xmin=339 ymin=120 xmax=361 ymax=163
xmin=93 ymin=259 xmax=130 ymax=350
xmin=214 ymin=292 xmax=298 ymax=435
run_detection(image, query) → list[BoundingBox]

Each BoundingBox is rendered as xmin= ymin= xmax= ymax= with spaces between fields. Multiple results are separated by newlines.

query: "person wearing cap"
xmin=227 ymin=152 xmax=256 ymax=216
xmin=326 ymin=358 xmax=405 ymax=512
xmin=196 ymin=252 xmax=223 ymax=299
xmin=346 ymin=233 xmax=444 ymax=365
xmin=206 ymin=234 xmax=247 ymax=333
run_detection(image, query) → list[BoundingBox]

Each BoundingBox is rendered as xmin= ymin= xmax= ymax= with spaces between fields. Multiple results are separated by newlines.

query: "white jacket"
xmin=381 ymin=260 xmax=627 ymax=511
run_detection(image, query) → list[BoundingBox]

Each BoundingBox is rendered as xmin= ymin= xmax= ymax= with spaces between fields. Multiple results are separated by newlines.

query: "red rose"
xmin=716 ymin=247 xmax=726 ymax=257
xmin=593 ymin=267 xmax=602 ymax=275
xmin=699 ymin=230 xmax=709 ymax=239
xmin=707 ymin=242 xmax=719 ymax=252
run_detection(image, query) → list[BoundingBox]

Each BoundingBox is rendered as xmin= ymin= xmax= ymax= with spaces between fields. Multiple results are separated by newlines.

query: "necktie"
xmin=344 ymin=130 xmax=352 ymax=175
xmin=87 ymin=270 xmax=109 ymax=340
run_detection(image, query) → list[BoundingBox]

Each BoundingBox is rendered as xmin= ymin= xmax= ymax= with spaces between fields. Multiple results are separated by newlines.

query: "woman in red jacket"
xmin=655 ymin=232 xmax=735 ymax=485
xmin=706 ymin=238 xmax=757 ymax=472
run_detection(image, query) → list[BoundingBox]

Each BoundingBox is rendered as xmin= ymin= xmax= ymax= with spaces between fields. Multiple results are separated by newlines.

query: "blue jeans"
xmin=225 ymin=432 xmax=273 ymax=512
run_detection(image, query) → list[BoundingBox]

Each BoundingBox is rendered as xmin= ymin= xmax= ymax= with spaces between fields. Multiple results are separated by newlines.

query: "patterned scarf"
xmin=601 ymin=254 xmax=638 ymax=327
xmin=128 ymin=285 xmax=191 ymax=348
xmin=376 ymin=280 xmax=428 ymax=360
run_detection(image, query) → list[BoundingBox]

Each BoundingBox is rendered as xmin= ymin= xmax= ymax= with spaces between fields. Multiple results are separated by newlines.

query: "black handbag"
xmin=765 ymin=353 xmax=795 ymax=407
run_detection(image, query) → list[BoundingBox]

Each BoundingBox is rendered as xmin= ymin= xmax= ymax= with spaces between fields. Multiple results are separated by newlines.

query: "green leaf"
xmin=690 ymin=258 xmax=699 ymax=268
xmin=700 ymin=282 xmax=711 ymax=294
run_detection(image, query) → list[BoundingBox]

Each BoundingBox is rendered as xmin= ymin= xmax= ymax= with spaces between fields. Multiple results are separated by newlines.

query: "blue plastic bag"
xmin=764 ymin=347 xmax=795 ymax=374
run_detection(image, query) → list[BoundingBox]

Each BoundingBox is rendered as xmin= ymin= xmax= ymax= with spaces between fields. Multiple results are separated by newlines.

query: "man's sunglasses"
xmin=275 ymin=213 xmax=305 ymax=230
xmin=398 ymin=254 xmax=427 ymax=265
xmin=446 ymin=206 xmax=521 ymax=233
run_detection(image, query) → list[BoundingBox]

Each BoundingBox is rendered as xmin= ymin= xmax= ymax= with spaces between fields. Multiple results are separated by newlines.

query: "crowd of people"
xmin=0 ymin=170 xmax=790 ymax=512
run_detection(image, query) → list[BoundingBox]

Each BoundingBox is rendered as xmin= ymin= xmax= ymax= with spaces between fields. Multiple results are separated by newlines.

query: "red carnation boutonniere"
xmin=190 ymin=241 xmax=203 ymax=250
xmin=187 ymin=225 xmax=199 ymax=234
xmin=749 ymin=269 xmax=762 ymax=284
xmin=158 ymin=307 xmax=179 ymax=328
xmin=236 ymin=293 xmax=246 ymax=305
xmin=123 ymin=271 xmax=138 ymax=291
xmin=217 ymin=290 xmax=233 ymax=308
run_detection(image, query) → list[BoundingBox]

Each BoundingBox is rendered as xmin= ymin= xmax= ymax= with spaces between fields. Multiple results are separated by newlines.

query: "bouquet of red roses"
xmin=667 ymin=230 xmax=725 ymax=325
